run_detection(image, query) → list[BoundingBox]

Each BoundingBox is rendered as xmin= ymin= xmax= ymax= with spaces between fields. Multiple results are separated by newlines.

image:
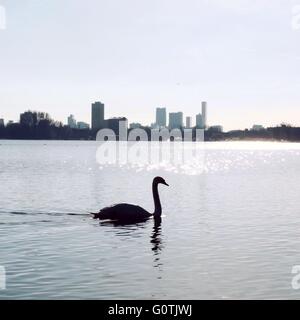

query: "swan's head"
xmin=153 ymin=176 xmax=169 ymax=186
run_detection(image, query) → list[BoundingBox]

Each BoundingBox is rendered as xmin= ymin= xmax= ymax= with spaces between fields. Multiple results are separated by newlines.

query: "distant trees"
xmin=0 ymin=110 xmax=93 ymax=140
xmin=270 ymin=124 xmax=300 ymax=141
xmin=205 ymin=125 xmax=300 ymax=142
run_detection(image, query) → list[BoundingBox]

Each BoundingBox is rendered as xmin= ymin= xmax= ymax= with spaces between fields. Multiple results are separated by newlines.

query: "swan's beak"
xmin=163 ymin=181 xmax=169 ymax=186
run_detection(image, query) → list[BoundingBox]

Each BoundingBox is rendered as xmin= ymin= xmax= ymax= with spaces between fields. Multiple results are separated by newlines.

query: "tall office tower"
xmin=156 ymin=107 xmax=167 ymax=127
xmin=201 ymin=101 xmax=207 ymax=129
xmin=106 ymin=117 xmax=128 ymax=137
xmin=186 ymin=116 xmax=192 ymax=129
xmin=67 ymin=114 xmax=77 ymax=128
xmin=196 ymin=113 xmax=204 ymax=129
xmin=0 ymin=119 xmax=4 ymax=127
xmin=91 ymin=101 xmax=105 ymax=130
xmin=169 ymin=112 xmax=183 ymax=130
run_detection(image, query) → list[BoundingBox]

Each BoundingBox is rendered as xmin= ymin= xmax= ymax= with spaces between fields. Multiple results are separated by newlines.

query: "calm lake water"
xmin=1 ymin=140 xmax=300 ymax=299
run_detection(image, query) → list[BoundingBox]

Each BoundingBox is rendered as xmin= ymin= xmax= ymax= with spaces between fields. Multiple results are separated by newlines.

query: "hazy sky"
xmin=0 ymin=0 xmax=300 ymax=130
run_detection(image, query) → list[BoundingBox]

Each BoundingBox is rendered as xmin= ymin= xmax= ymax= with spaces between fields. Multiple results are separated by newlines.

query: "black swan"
xmin=92 ymin=176 xmax=168 ymax=223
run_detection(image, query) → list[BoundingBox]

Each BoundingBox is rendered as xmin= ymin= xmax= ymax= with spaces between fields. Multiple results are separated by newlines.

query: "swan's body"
xmin=92 ymin=177 xmax=168 ymax=223
xmin=94 ymin=203 xmax=151 ymax=223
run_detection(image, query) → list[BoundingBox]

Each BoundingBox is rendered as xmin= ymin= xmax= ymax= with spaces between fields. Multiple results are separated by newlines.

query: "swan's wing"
xmin=93 ymin=203 xmax=150 ymax=220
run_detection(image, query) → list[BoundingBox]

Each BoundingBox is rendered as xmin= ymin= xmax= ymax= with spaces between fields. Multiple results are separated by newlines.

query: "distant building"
xmin=105 ymin=117 xmax=128 ymax=137
xmin=186 ymin=116 xmax=192 ymax=129
xmin=209 ymin=125 xmax=223 ymax=133
xmin=151 ymin=123 xmax=159 ymax=129
xmin=169 ymin=112 xmax=183 ymax=130
xmin=67 ymin=114 xmax=77 ymax=128
xmin=130 ymin=123 xmax=142 ymax=129
xmin=196 ymin=113 xmax=204 ymax=129
xmin=195 ymin=102 xmax=208 ymax=129
xmin=0 ymin=119 xmax=4 ymax=127
xmin=91 ymin=101 xmax=105 ymax=131
xmin=77 ymin=121 xmax=90 ymax=130
xmin=202 ymin=101 xmax=207 ymax=129
xmin=156 ymin=108 xmax=167 ymax=127
xmin=252 ymin=125 xmax=264 ymax=131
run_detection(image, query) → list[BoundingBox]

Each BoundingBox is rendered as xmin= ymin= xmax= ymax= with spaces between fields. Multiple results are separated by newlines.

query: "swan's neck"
xmin=152 ymin=182 xmax=162 ymax=217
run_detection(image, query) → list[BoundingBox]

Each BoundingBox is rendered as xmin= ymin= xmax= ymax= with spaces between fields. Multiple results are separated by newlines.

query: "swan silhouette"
xmin=92 ymin=176 xmax=169 ymax=223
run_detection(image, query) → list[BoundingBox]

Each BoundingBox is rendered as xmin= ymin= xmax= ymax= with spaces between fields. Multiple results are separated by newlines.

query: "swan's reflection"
xmin=99 ymin=218 xmax=164 ymax=273
xmin=99 ymin=220 xmax=147 ymax=237
xmin=151 ymin=217 xmax=163 ymax=271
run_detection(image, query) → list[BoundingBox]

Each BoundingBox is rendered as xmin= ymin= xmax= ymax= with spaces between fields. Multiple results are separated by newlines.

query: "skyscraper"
xmin=196 ymin=113 xmax=204 ymax=129
xmin=67 ymin=114 xmax=77 ymax=128
xmin=156 ymin=107 xmax=166 ymax=127
xmin=201 ymin=101 xmax=207 ymax=129
xmin=186 ymin=116 xmax=192 ymax=129
xmin=106 ymin=117 xmax=128 ymax=138
xmin=169 ymin=112 xmax=183 ymax=130
xmin=0 ymin=119 xmax=4 ymax=127
xmin=91 ymin=101 xmax=105 ymax=131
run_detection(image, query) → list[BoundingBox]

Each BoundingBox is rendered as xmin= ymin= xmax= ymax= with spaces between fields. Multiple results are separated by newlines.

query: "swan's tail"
xmin=89 ymin=212 xmax=100 ymax=219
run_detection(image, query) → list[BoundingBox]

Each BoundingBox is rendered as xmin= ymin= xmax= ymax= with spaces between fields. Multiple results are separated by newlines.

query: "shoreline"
xmin=0 ymin=138 xmax=299 ymax=143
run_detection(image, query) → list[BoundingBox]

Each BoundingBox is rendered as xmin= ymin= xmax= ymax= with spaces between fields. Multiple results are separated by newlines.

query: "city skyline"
xmin=0 ymin=1 xmax=300 ymax=130
xmin=0 ymin=98 xmax=291 ymax=132
xmin=0 ymin=95 xmax=298 ymax=132
xmin=1 ymin=100 xmax=215 ymax=131
xmin=2 ymin=103 xmax=300 ymax=142
xmin=83 ymin=101 xmax=208 ymax=130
